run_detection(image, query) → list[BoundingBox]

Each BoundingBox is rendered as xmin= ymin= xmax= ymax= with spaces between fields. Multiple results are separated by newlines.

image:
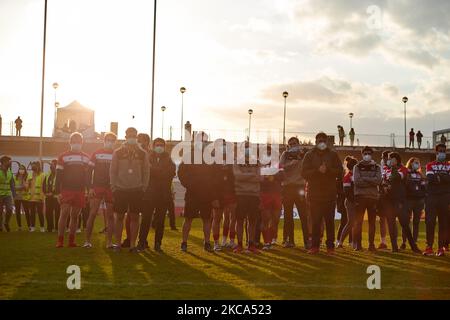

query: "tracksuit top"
xmin=426 ymin=161 xmax=450 ymax=195
xmin=381 ymin=165 xmax=408 ymax=201
xmin=352 ymin=160 xmax=382 ymax=200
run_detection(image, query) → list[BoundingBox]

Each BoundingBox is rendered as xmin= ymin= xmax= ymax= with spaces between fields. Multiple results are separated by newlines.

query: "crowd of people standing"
xmin=0 ymin=128 xmax=449 ymax=257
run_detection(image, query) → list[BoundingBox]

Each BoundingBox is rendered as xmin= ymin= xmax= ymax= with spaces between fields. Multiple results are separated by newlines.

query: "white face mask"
xmin=71 ymin=144 xmax=82 ymax=152
xmin=317 ymin=142 xmax=327 ymax=151
xmin=104 ymin=141 xmax=114 ymax=149
xmin=363 ymin=155 xmax=372 ymax=162
xmin=126 ymin=138 xmax=137 ymax=145
xmin=412 ymin=162 xmax=420 ymax=171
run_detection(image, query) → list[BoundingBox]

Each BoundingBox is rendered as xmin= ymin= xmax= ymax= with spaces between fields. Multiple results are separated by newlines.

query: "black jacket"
xmin=178 ymin=159 xmax=218 ymax=204
xmin=143 ymin=151 xmax=176 ymax=203
xmin=301 ymin=147 xmax=343 ymax=201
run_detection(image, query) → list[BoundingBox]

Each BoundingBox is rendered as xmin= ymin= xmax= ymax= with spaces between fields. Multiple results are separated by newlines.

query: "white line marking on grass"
xmin=22 ymin=280 xmax=450 ymax=290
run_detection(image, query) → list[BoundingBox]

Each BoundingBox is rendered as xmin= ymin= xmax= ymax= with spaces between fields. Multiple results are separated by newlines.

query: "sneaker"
xmin=283 ymin=242 xmax=295 ymax=248
xmin=122 ymin=238 xmax=130 ymax=248
xmin=436 ymin=249 xmax=445 ymax=257
xmin=229 ymin=240 xmax=236 ymax=248
xmin=308 ymin=247 xmax=320 ymax=255
xmin=56 ymin=240 xmax=64 ymax=248
xmin=113 ymin=245 xmax=122 ymax=252
xmin=214 ymin=243 xmax=222 ymax=252
xmin=129 ymin=247 xmax=139 ymax=253
xmin=181 ymin=242 xmax=187 ymax=252
xmin=221 ymin=240 xmax=228 ymax=248
xmin=423 ymin=247 xmax=434 ymax=256
xmin=233 ymin=245 xmax=243 ymax=254
xmin=262 ymin=244 xmax=271 ymax=251
xmin=68 ymin=242 xmax=78 ymax=248
xmin=378 ymin=243 xmax=388 ymax=250
xmin=30 ymin=227 xmax=35 ymax=232
xmin=82 ymin=242 xmax=93 ymax=249
xmin=354 ymin=246 xmax=363 ymax=252
xmin=271 ymin=239 xmax=277 ymax=246
xmin=40 ymin=227 xmax=45 ymax=233
xmin=337 ymin=243 xmax=344 ymax=249
xmin=76 ymin=229 xmax=81 ymax=234
xmin=368 ymin=245 xmax=377 ymax=252
xmin=247 ymin=245 xmax=261 ymax=254
xmin=136 ymin=244 xmax=146 ymax=252
xmin=400 ymin=243 xmax=407 ymax=250
xmin=412 ymin=247 xmax=422 ymax=254
xmin=204 ymin=242 xmax=213 ymax=252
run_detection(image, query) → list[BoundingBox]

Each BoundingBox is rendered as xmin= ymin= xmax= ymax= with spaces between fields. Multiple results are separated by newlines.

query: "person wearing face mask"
xmin=55 ymin=132 xmax=91 ymax=247
xmin=211 ymin=139 xmax=237 ymax=251
xmin=381 ymin=152 xmax=421 ymax=254
xmin=279 ymin=137 xmax=309 ymax=249
xmin=13 ymin=164 xmax=29 ymax=231
xmin=232 ymin=141 xmax=261 ymax=253
xmin=26 ymin=161 xmax=45 ymax=232
xmin=110 ymin=127 xmax=150 ymax=253
xmin=352 ymin=147 xmax=382 ymax=251
xmin=43 ymin=160 xmax=60 ymax=232
xmin=336 ymin=156 xmax=358 ymax=248
xmin=0 ymin=156 xmax=15 ymax=232
xmin=400 ymin=157 xmax=426 ymax=249
xmin=424 ymin=144 xmax=449 ymax=257
xmin=301 ymin=132 xmax=343 ymax=254
xmin=376 ymin=151 xmax=389 ymax=249
xmin=137 ymin=138 xmax=175 ymax=252
xmin=121 ymin=133 xmax=151 ymax=248
xmin=178 ymin=132 xmax=219 ymax=252
xmin=82 ymin=132 xmax=117 ymax=249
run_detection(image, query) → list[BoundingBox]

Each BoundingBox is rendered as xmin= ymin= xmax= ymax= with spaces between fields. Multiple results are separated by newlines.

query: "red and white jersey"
xmin=56 ymin=150 xmax=90 ymax=192
xmin=382 ymin=165 xmax=408 ymax=183
xmin=89 ymin=148 xmax=114 ymax=188
xmin=342 ymin=171 xmax=353 ymax=188
xmin=425 ymin=161 xmax=450 ymax=176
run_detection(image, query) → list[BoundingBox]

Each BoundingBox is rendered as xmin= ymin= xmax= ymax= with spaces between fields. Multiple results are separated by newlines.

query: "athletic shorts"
xmin=184 ymin=199 xmax=212 ymax=220
xmin=113 ymin=190 xmax=143 ymax=215
xmin=60 ymin=190 xmax=85 ymax=209
xmin=260 ymin=192 xmax=282 ymax=211
xmin=236 ymin=195 xmax=260 ymax=220
xmin=92 ymin=186 xmax=113 ymax=203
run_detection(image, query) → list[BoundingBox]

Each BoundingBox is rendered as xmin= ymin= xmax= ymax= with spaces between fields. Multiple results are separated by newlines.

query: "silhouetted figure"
xmin=337 ymin=125 xmax=345 ymax=146
xmin=349 ymin=128 xmax=355 ymax=147
xmin=15 ymin=116 xmax=23 ymax=136
xmin=416 ymin=130 xmax=423 ymax=149
xmin=409 ymin=128 xmax=415 ymax=149
xmin=441 ymin=134 xmax=448 ymax=145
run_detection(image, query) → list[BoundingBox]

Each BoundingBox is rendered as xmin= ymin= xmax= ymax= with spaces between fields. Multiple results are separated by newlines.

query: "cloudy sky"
xmin=0 ymin=0 xmax=449 ymax=144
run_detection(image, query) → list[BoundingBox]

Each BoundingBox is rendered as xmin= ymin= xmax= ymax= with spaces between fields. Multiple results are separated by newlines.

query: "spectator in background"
xmin=441 ymin=134 xmax=448 ymax=145
xmin=27 ymin=161 xmax=45 ymax=232
xmin=423 ymin=144 xmax=449 ymax=257
xmin=14 ymin=116 xmax=23 ymax=136
xmin=409 ymin=128 xmax=415 ymax=149
xmin=110 ymin=127 xmax=150 ymax=253
xmin=349 ymin=128 xmax=355 ymax=147
xmin=301 ymin=132 xmax=343 ymax=254
xmin=401 ymin=157 xmax=426 ymax=249
xmin=352 ymin=147 xmax=382 ymax=251
xmin=43 ymin=160 xmax=60 ymax=232
xmin=280 ymin=137 xmax=309 ymax=249
xmin=14 ymin=164 xmax=29 ymax=231
xmin=337 ymin=126 xmax=345 ymax=147
xmin=336 ymin=156 xmax=358 ymax=248
xmin=416 ymin=130 xmax=423 ymax=149
xmin=0 ymin=156 xmax=15 ymax=232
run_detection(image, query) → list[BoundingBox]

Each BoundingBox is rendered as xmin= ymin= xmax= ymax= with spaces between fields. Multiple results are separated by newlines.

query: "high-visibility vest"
xmin=0 ymin=169 xmax=13 ymax=197
xmin=27 ymin=172 xmax=44 ymax=202
xmin=43 ymin=172 xmax=57 ymax=194
xmin=13 ymin=175 xmax=28 ymax=200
